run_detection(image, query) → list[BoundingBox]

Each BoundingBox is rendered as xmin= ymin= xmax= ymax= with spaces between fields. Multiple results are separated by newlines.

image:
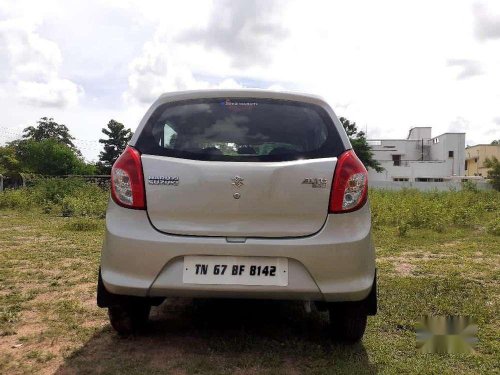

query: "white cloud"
xmin=446 ymin=59 xmax=484 ymax=79
xmin=0 ymin=17 xmax=82 ymax=107
xmin=122 ymin=32 xmax=248 ymax=104
xmin=178 ymin=0 xmax=288 ymax=68
xmin=473 ymin=2 xmax=500 ymax=41
xmin=122 ymin=0 xmax=290 ymax=104
xmin=124 ymin=40 xmax=207 ymax=104
xmin=17 ymin=79 xmax=82 ymax=107
xmin=266 ymin=84 xmax=286 ymax=91
xmin=215 ymin=78 xmax=244 ymax=89
xmin=124 ymin=44 xmax=246 ymax=104
xmin=448 ymin=117 xmax=471 ymax=133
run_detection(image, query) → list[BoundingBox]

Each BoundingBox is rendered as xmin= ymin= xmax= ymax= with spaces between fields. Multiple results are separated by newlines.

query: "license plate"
xmin=183 ymin=256 xmax=288 ymax=286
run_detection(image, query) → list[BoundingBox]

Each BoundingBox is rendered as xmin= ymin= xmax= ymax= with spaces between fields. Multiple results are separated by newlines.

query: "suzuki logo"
xmin=231 ymin=176 xmax=244 ymax=189
xmin=148 ymin=176 xmax=179 ymax=186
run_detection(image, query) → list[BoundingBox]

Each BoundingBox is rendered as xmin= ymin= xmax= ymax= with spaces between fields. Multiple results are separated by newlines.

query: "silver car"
xmin=97 ymin=89 xmax=377 ymax=342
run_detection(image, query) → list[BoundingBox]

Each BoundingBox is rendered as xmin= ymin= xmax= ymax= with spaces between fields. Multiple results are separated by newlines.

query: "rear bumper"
xmin=100 ymin=199 xmax=375 ymax=303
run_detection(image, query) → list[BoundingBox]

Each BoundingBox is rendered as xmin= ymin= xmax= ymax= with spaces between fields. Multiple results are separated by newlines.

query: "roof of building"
xmin=367 ymin=132 xmax=465 ymax=142
xmin=466 ymin=144 xmax=500 ymax=148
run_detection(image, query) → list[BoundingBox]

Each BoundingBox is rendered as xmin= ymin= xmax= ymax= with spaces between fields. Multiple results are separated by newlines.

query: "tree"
xmin=2 ymin=118 xmax=96 ymax=176
xmin=98 ymin=120 xmax=133 ymax=174
xmin=491 ymin=140 xmax=500 ymax=145
xmin=23 ymin=117 xmax=78 ymax=152
xmin=484 ymin=156 xmax=500 ymax=191
xmin=12 ymin=139 xmax=95 ymax=176
xmin=0 ymin=145 xmax=21 ymax=174
xmin=339 ymin=117 xmax=383 ymax=172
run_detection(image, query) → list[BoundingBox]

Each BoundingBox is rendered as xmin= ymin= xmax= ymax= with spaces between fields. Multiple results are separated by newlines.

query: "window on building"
xmin=415 ymin=178 xmax=444 ymax=182
xmin=464 ymin=161 xmax=467 ymax=170
xmin=433 ymin=138 xmax=440 ymax=144
xmin=392 ymin=154 xmax=401 ymax=166
xmin=393 ymin=177 xmax=409 ymax=182
xmin=448 ymin=151 xmax=454 ymax=158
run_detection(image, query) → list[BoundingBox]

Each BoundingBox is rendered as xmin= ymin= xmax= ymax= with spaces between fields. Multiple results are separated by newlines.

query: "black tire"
xmin=108 ymin=303 xmax=151 ymax=336
xmin=328 ymin=301 xmax=367 ymax=343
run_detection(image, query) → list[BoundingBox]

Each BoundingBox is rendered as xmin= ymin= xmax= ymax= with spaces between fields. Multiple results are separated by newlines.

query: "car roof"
xmin=156 ymin=89 xmax=327 ymax=106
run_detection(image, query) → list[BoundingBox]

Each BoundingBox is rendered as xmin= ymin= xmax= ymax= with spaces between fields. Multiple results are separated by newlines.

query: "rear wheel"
xmin=328 ymin=301 xmax=367 ymax=343
xmin=108 ymin=303 xmax=151 ymax=336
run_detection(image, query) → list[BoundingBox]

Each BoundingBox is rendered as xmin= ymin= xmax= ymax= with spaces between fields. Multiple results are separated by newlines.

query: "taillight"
xmin=111 ymin=146 xmax=146 ymax=209
xmin=329 ymin=150 xmax=368 ymax=213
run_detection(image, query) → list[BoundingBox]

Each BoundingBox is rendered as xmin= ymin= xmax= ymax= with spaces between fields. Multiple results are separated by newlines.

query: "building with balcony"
xmin=465 ymin=144 xmax=500 ymax=177
xmin=367 ymin=127 xmax=466 ymax=182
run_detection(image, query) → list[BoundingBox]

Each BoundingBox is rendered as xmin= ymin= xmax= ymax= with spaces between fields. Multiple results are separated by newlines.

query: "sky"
xmin=0 ymin=0 xmax=499 ymax=161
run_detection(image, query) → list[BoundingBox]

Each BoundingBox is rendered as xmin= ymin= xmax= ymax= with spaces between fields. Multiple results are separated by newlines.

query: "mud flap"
xmin=315 ymin=269 xmax=377 ymax=315
xmin=96 ymin=269 xmax=164 ymax=308
xmin=367 ymin=269 xmax=377 ymax=315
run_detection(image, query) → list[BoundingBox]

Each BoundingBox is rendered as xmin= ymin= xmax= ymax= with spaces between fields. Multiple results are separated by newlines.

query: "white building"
xmin=367 ymin=127 xmax=465 ymax=182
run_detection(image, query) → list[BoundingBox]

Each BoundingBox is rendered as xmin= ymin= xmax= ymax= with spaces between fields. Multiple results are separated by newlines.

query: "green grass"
xmin=0 ymin=188 xmax=499 ymax=374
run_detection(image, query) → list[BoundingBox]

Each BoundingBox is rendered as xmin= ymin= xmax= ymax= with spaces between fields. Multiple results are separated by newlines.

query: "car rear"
xmin=98 ymin=89 xmax=376 ymax=341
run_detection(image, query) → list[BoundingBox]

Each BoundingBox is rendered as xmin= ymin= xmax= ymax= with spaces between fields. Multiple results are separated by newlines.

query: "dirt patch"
xmin=11 ymin=235 xmax=54 ymax=242
xmin=31 ymin=290 xmax=66 ymax=304
xmin=379 ymin=251 xmax=456 ymax=276
xmin=441 ymin=240 xmax=463 ymax=248
xmin=394 ymin=263 xmax=416 ymax=276
xmin=0 ymin=225 xmax=34 ymax=232
xmin=382 ymin=251 xmax=454 ymax=263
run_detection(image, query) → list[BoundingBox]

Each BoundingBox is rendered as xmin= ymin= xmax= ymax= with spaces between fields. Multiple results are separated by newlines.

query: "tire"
xmin=108 ymin=303 xmax=151 ymax=336
xmin=328 ymin=301 xmax=367 ymax=343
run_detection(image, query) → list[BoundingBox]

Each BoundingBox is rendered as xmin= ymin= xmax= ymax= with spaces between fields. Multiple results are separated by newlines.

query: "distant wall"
xmin=370 ymin=180 xmax=493 ymax=191
xmin=369 ymin=160 xmax=453 ymax=182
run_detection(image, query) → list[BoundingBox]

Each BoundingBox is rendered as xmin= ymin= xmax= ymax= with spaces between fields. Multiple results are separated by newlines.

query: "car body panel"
xmin=143 ymin=155 xmax=336 ymax=237
xmin=100 ymin=198 xmax=375 ymax=302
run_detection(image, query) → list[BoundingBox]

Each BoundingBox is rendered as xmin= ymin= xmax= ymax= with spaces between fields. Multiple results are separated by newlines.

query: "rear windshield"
xmin=135 ymin=98 xmax=344 ymax=162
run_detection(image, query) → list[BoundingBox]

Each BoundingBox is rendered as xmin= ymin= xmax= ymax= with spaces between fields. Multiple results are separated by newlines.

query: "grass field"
xmin=0 ymin=188 xmax=499 ymax=374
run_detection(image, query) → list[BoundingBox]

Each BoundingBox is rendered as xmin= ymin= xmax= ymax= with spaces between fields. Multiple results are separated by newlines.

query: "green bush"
xmin=30 ymin=178 xmax=89 ymax=204
xmin=0 ymin=188 xmax=34 ymax=209
xmin=397 ymin=220 xmax=410 ymax=237
xmin=461 ymin=180 xmax=479 ymax=193
xmin=63 ymin=218 xmax=101 ymax=231
xmin=0 ymin=178 xmax=108 ymax=217
xmin=431 ymin=217 xmax=446 ymax=233
xmin=60 ymin=186 xmax=107 ymax=218
xmin=487 ymin=219 xmax=500 ymax=236
xmin=369 ymin=188 xmax=500 ymax=233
